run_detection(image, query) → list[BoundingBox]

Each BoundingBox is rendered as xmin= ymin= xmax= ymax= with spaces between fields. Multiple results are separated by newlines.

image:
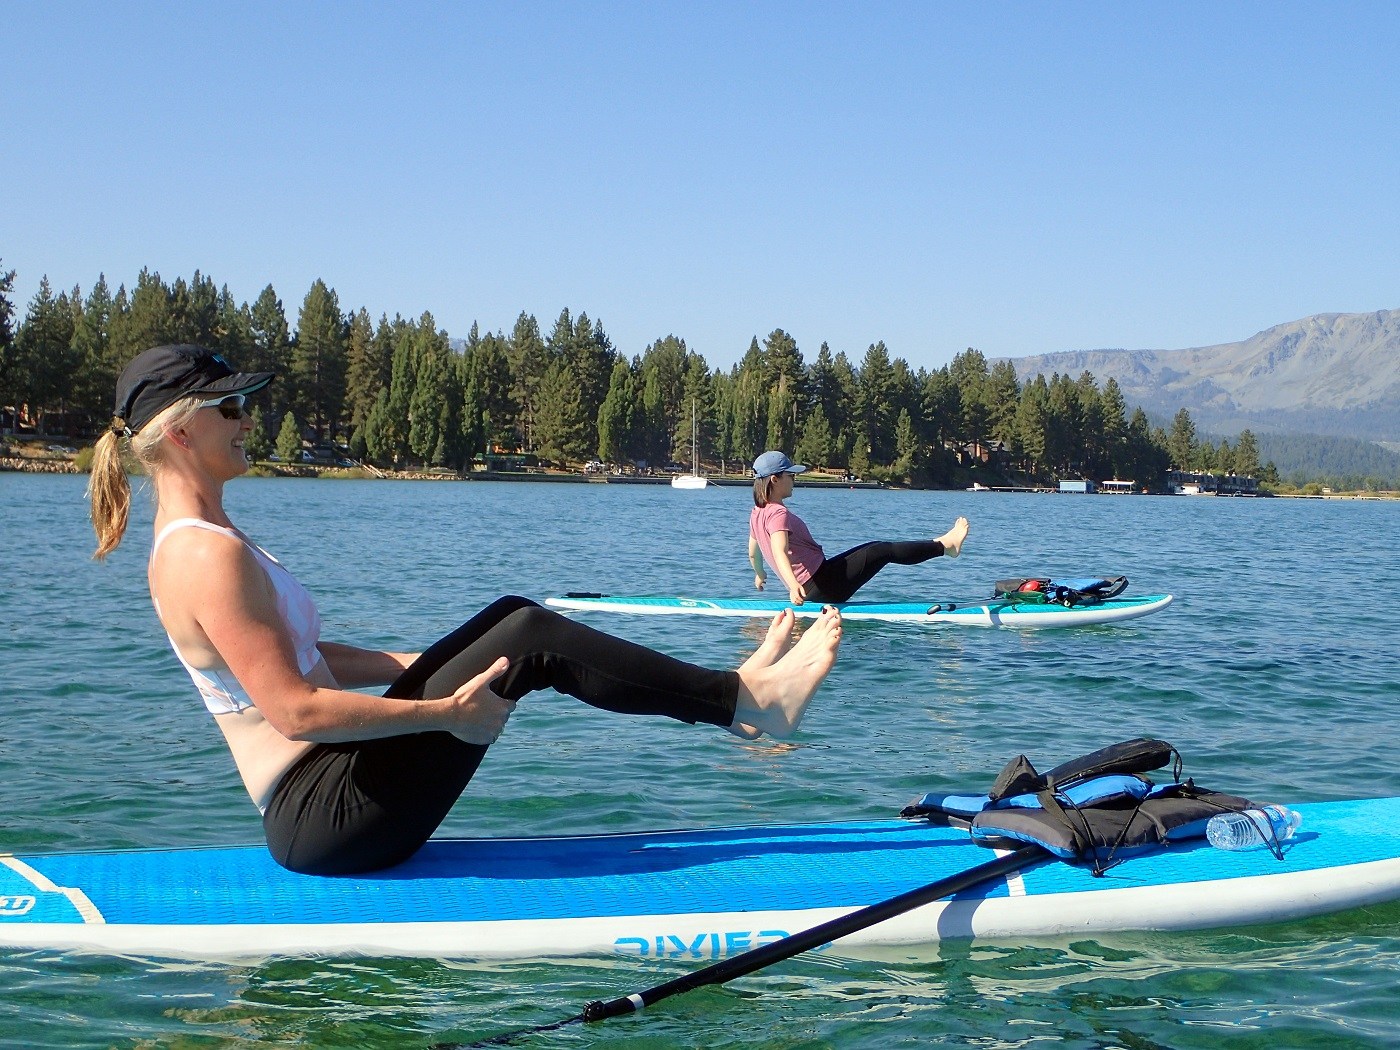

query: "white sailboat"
xmin=671 ymin=400 xmax=709 ymax=489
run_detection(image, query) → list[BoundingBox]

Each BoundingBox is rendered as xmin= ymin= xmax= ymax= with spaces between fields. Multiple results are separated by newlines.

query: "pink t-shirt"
xmin=750 ymin=502 xmax=825 ymax=583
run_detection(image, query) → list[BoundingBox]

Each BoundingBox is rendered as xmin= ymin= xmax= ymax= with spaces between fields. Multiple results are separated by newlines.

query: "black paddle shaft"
xmin=581 ymin=843 xmax=1046 ymax=1022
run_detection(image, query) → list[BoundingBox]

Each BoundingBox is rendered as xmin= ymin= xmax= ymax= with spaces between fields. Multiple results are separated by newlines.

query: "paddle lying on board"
xmin=447 ymin=737 xmax=1236 ymax=1047
xmin=447 ymin=844 xmax=1046 ymax=1047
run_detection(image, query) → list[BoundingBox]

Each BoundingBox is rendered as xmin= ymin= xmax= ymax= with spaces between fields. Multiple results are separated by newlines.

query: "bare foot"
xmin=730 ymin=606 xmax=842 ymax=739
xmin=740 ymin=608 xmax=795 ymax=673
xmin=727 ymin=610 xmax=797 ymax=738
xmin=938 ymin=516 xmax=969 ymax=558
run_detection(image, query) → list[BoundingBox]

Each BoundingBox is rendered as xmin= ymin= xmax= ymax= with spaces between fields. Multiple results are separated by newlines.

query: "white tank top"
xmin=151 ymin=518 xmax=325 ymax=715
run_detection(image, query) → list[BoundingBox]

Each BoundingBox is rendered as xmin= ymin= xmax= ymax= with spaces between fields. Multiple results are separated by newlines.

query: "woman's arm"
xmin=748 ymin=535 xmax=767 ymax=591
xmin=768 ymin=531 xmax=807 ymax=606
xmin=159 ymin=531 xmax=513 ymax=745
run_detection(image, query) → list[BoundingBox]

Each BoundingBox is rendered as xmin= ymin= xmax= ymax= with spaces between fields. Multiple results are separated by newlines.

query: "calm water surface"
xmin=2 ymin=473 xmax=1398 ymax=1047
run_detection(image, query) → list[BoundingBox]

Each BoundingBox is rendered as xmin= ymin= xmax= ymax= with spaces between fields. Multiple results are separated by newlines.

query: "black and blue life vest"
xmin=902 ymin=738 xmax=1255 ymax=874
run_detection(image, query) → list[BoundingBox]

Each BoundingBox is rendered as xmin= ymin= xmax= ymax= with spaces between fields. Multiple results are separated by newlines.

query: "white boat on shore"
xmin=671 ymin=399 xmax=709 ymax=489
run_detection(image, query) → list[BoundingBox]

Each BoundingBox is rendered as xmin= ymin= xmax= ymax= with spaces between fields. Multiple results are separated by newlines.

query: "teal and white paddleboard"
xmin=544 ymin=592 xmax=1173 ymax=627
xmin=2 ymin=797 xmax=1396 ymax=961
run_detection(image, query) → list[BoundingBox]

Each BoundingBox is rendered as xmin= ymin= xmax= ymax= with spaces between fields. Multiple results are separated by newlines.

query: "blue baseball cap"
xmin=752 ymin=450 xmax=807 ymax=479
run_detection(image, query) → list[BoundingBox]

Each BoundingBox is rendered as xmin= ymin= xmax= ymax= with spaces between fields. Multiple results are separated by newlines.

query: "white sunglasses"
xmin=194 ymin=393 xmax=248 ymax=420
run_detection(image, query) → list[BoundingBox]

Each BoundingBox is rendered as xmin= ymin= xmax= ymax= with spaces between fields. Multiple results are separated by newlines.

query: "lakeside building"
xmin=1167 ymin=469 xmax=1260 ymax=496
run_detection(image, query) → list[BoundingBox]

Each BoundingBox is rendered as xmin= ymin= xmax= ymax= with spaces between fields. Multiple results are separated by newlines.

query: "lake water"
xmin=2 ymin=473 xmax=1399 ymax=1048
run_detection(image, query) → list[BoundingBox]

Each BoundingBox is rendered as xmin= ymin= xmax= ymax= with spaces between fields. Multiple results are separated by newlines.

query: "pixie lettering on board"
xmin=613 ymin=929 xmax=801 ymax=958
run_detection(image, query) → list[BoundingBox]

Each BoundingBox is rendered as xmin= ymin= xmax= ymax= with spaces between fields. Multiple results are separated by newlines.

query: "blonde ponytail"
xmin=89 ymin=428 xmax=133 ymax=559
xmin=88 ymin=399 xmax=200 ymax=559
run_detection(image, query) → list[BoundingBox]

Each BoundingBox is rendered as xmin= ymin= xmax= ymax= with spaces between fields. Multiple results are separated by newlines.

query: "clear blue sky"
xmin=6 ymin=1 xmax=1398 ymax=370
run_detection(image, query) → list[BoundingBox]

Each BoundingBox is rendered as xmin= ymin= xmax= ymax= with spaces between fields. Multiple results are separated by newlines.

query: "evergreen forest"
xmin=4 ymin=260 xmax=1374 ymax=491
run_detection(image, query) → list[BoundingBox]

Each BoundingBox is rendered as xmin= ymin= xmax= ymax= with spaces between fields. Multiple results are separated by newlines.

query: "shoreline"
xmin=4 ymin=455 xmax=1396 ymax=499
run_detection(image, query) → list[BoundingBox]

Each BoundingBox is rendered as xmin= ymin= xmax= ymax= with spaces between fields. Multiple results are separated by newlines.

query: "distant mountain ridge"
xmin=1001 ymin=308 xmax=1400 ymax=442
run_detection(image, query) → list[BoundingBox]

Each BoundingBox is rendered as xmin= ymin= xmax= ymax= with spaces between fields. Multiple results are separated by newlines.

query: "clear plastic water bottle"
xmin=1205 ymin=804 xmax=1302 ymax=851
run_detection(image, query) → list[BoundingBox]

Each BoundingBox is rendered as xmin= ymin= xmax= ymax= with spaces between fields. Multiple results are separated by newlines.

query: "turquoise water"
xmin=2 ymin=473 xmax=1399 ymax=1048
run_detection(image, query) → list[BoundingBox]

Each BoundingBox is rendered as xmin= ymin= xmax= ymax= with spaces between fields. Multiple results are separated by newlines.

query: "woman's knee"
xmin=475 ymin=595 xmax=540 ymax=623
xmin=494 ymin=603 xmax=567 ymax=645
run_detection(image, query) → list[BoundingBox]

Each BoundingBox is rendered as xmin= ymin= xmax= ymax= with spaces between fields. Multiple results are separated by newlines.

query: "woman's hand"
xmin=748 ymin=535 xmax=768 ymax=592
xmin=436 ymin=656 xmax=516 ymax=744
xmin=769 ymin=531 xmax=805 ymax=605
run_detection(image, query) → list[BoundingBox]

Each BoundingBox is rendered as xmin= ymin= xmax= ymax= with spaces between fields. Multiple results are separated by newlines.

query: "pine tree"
xmin=118 ymin=269 xmax=174 ymax=361
xmin=292 ymin=279 xmax=348 ymax=440
xmin=1044 ymin=374 xmax=1083 ymax=475
xmin=508 ymin=312 xmax=547 ymax=451
xmin=570 ymin=312 xmax=617 ymax=453
xmin=250 ymin=285 xmax=293 ymax=422
xmin=362 ymin=388 xmax=392 ymax=463
xmin=985 ymin=360 xmax=1022 ymax=446
xmin=893 ymin=408 xmax=919 ymax=480
xmin=729 ymin=339 xmax=767 ymax=464
xmin=1015 ymin=375 xmax=1050 ymax=474
xmin=275 ymin=411 xmax=302 ymax=464
xmin=168 ymin=271 xmax=219 ymax=345
xmin=468 ymin=331 xmax=517 ymax=455
xmin=762 ymin=329 xmax=805 ymax=443
xmin=949 ymin=348 xmax=991 ymax=453
xmin=1100 ymin=377 xmax=1130 ymax=479
xmin=540 ymin=308 xmax=595 ymax=458
xmin=382 ymin=318 xmax=417 ymax=465
xmin=244 ymin=406 xmax=271 ymax=462
xmin=829 ymin=350 xmax=858 ymax=463
xmin=636 ymin=335 xmax=688 ymax=466
xmin=794 ymin=404 xmax=833 ymax=471
xmin=344 ymin=308 xmax=382 ymax=434
xmin=405 ymin=314 xmax=450 ymax=467
xmin=597 ymin=357 xmax=635 ymax=464
xmin=807 ymin=343 xmax=843 ymax=442
xmin=71 ymin=275 xmax=114 ymax=421
xmin=1071 ymin=371 xmax=1108 ymax=477
xmin=1125 ymin=408 xmax=1169 ymax=491
xmin=1167 ymin=408 xmax=1197 ymax=470
xmin=535 ymin=359 xmax=589 ymax=463
xmin=855 ymin=342 xmax=896 ymax=464
xmin=849 ymin=428 xmax=871 ymax=480
xmin=14 ymin=277 xmax=78 ymax=432
xmin=1234 ymin=429 xmax=1261 ymax=478
xmin=921 ymin=366 xmax=960 ymax=453
xmin=765 ymin=374 xmax=795 ymax=453
xmin=675 ymin=355 xmax=713 ymax=467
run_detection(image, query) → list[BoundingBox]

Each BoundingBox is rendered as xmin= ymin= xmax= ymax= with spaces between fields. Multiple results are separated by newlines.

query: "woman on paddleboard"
xmin=89 ymin=346 xmax=842 ymax=876
xmin=748 ymin=450 xmax=970 ymax=605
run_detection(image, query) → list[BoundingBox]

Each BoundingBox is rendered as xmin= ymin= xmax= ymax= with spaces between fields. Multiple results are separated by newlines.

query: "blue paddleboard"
xmin=2 ymin=797 xmax=1396 ymax=961
xmin=544 ymin=592 xmax=1173 ymax=627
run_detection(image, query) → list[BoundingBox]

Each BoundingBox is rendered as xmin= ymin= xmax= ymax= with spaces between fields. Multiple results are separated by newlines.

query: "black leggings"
xmin=263 ymin=596 xmax=740 ymax=875
xmin=805 ymin=540 xmax=946 ymax=604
